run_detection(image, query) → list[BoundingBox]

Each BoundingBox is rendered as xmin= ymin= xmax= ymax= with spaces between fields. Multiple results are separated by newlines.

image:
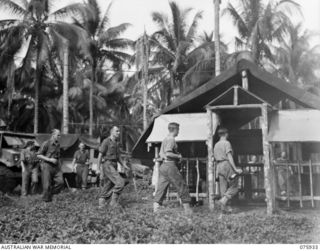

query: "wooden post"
xmin=241 ymin=70 xmax=248 ymax=90
xmin=233 ymin=86 xmax=239 ymax=105
xmin=152 ymin=146 xmax=160 ymax=196
xmin=309 ymin=160 xmax=314 ymax=208
xmin=297 ymin=161 xmax=303 ymax=208
xmin=286 ymin=162 xmax=290 ymax=207
xmin=196 ymin=158 xmax=200 ymax=202
xmin=186 ymin=159 xmax=189 ymax=186
xmin=214 ymin=0 xmax=221 ymax=76
xmin=207 ymin=108 xmax=214 ymax=210
xmin=261 ymin=103 xmax=275 ymax=214
xmin=62 ymin=42 xmax=69 ymax=134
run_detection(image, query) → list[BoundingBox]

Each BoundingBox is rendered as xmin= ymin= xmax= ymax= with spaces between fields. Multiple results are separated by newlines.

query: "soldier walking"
xmin=21 ymin=141 xmax=39 ymax=196
xmin=153 ymin=122 xmax=192 ymax=215
xmin=97 ymin=126 xmax=129 ymax=209
xmin=37 ymin=129 xmax=64 ymax=202
xmin=213 ymin=128 xmax=242 ymax=213
xmin=72 ymin=142 xmax=90 ymax=190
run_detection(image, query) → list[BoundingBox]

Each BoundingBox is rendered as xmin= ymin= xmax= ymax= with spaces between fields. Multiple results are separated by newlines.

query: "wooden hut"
xmin=132 ymin=58 xmax=320 ymax=214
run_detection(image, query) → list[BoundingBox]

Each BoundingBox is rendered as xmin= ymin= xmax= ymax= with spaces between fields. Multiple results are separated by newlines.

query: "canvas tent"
xmin=146 ymin=113 xmax=219 ymax=143
xmin=268 ymin=110 xmax=320 ymax=142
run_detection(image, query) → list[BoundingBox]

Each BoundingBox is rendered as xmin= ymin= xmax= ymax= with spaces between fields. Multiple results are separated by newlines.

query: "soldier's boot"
xmin=110 ymin=193 xmax=120 ymax=208
xmin=153 ymin=202 xmax=161 ymax=213
xmin=98 ymin=198 xmax=106 ymax=209
xmin=183 ymin=203 xmax=193 ymax=216
xmin=216 ymin=196 xmax=228 ymax=212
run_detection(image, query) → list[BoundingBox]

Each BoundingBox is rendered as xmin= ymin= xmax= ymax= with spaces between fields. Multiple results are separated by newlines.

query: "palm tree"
xmin=0 ymin=0 xmax=87 ymax=133
xmin=74 ymin=0 xmax=133 ymax=136
xmin=273 ymin=23 xmax=320 ymax=89
xmin=223 ymin=0 xmax=301 ymax=64
xmin=150 ymin=1 xmax=203 ymax=103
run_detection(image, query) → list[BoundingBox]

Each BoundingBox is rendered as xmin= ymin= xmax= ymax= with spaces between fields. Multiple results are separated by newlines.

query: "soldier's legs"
xmin=76 ymin=165 xmax=83 ymax=189
xmin=52 ymin=169 xmax=64 ymax=195
xmin=167 ymin=164 xmax=191 ymax=204
xmin=99 ymin=175 xmax=114 ymax=200
xmin=224 ymin=177 xmax=239 ymax=200
xmin=30 ymin=167 xmax=39 ymax=195
xmin=154 ymin=168 xmax=170 ymax=205
xmin=41 ymin=164 xmax=53 ymax=202
xmin=21 ymin=169 xmax=31 ymax=196
xmin=82 ymin=165 xmax=89 ymax=189
xmin=218 ymin=175 xmax=228 ymax=198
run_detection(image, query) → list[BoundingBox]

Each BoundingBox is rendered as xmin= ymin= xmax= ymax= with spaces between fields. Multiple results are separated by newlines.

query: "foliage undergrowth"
xmin=0 ymin=180 xmax=319 ymax=244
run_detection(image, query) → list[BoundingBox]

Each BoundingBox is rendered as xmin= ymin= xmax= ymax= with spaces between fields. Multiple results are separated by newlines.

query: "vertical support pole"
xmin=206 ymin=108 xmax=214 ymax=210
xmin=261 ymin=103 xmax=275 ymax=214
xmin=214 ymin=0 xmax=221 ymax=76
xmin=233 ymin=86 xmax=239 ymax=105
xmin=298 ymin=161 xmax=303 ymax=208
xmin=152 ymin=146 xmax=160 ymax=197
xmin=309 ymin=160 xmax=314 ymax=208
xmin=62 ymin=42 xmax=69 ymax=134
xmin=241 ymin=70 xmax=248 ymax=90
xmin=196 ymin=158 xmax=200 ymax=202
xmin=286 ymin=162 xmax=290 ymax=207
xmin=186 ymin=159 xmax=189 ymax=186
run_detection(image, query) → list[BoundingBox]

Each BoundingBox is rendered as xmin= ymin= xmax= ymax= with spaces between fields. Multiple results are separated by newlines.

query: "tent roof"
xmin=161 ymin=59 xmax=320 ymax=114
xmin=132 ymin=59 xmax=320 ymax=158
xmin=146 ymin=113 xmax=219 ymax=143
xmin=268 ymin=110 xmax=320 ymax=142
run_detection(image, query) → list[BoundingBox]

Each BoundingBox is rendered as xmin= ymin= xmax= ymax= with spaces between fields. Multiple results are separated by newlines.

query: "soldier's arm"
xmin=227 ymin=153 xmax=242 ymax=174
xmin=20 ymin=151 xmax=26 ymax=172
xmin=97 ymin=152 xmax=103 ymax=174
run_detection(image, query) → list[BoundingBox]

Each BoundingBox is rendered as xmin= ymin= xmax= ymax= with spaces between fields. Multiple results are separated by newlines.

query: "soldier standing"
xmin=72 ymin=142 xmax=90 ymax=190
xmin=153 ymin=122 xmax=192 ymax=215
xmin=213 ymin=128 xmax=242 ymax=213
xmin=97 ymin=126 xmax=129 ymax=209
xmin=21 ymin=141 xmax=39 ymax=196
xmin=37 ymin=129 xmax=64 ymax=202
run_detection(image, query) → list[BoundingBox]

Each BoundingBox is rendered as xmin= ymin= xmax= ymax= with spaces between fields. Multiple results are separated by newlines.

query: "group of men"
xmin=21 ymin=129 xmax=91 ymax=201
xmin=21 ymin=129 xmax=63 ymax=202
xmin=21 ymin=123 xmax=241 ymax=215
xmin=150 ymin=123 xmax=242 ymax=215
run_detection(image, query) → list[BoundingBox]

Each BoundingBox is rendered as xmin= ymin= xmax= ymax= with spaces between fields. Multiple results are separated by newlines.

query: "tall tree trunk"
xmin=142 ymin=32 xmax=149 ymax=131
xmin=62 ymin=43 xmax=69 ymax=134
xmin=214 ymin=0 xmax=221 ymax=76
xmin=89 ymin=65 xmax=95 ymax=136
xmin=34 ymin=49 xmax=40 ymax=134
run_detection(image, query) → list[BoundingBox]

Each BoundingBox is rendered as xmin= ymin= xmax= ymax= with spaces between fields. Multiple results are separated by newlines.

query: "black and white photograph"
xmin=0 ymin=0 xmax=319 ymax=247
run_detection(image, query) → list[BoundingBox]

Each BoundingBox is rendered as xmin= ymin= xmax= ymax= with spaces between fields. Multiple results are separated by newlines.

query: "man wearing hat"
xmin=213 ymin=128 xmax=242 ymax=213
xmin=153 ymin=122 xmax=192 ymax=216
xmin=21 ymin=140 xmax=39 ymax=196
xmin=37 ymin=129 xmax=64 ymax=202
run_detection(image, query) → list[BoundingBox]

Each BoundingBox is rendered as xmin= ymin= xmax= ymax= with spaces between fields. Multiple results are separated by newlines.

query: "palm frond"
xmin=186 ymin=11 xmax=203 ymax=41
xmin=0 ymin=0 xmax=27 ymax=16
xmin=98 ymin=23 xmax=131 ymax=43
xmin=97 ymin=1 xmax=112 ymax=36
xmin=50 ymin=3 xmax=85 ymax=20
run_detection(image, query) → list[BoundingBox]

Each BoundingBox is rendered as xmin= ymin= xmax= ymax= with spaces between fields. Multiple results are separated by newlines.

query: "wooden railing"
xmin=273 ymin=161 xmax=320 ymax=208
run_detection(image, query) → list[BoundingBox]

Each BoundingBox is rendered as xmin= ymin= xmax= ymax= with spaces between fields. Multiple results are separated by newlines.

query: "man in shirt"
xmin=37 ymin=129 xmax=64 ymax=202
xmin=72 ymin=142 xmax=90 ymax=190
xmin=21 ymin=141 xmax=39 ymax=196
xmin=97 ymin=126 xmax=129 ymax=209
xmin=213 ymin=128 xmax=242 ymax=213
xmin=153 ymin=122 xmax=192 ymax=216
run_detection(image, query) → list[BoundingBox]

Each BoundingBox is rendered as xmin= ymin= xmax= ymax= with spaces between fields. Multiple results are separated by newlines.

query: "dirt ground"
xmin=0 ymin=183 xmax=319 ymax=244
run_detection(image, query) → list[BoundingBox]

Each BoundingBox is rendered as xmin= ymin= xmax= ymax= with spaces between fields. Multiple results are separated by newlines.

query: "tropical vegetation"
xmin=0 ymin=0 xmax=319 ymax=150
